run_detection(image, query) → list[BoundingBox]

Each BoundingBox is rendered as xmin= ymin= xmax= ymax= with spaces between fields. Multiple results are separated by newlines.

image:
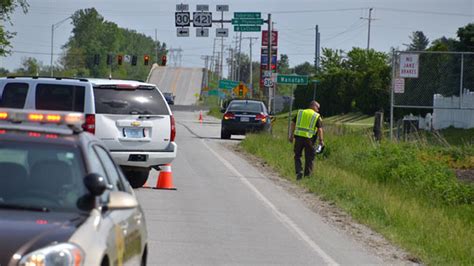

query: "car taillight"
xmin=0 ymin=112 xmax=8 ymax=120
xmin=83 ymin=114 xmax=95 ymax=134
xmin=255 ymin=113 xmax=267 ymax=123
xmin=170 ymin=115 xmax=176 ymax=142
xmin=223 ymin=112 xmax=235 ymax=120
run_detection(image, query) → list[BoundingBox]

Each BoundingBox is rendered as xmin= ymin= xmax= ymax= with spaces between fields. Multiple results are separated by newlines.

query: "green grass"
xmin=240 ymin=116 xmax=474 ymax=265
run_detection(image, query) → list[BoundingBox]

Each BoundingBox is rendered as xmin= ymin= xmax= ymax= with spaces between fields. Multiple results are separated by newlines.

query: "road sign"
xmin=216 ymin=28 xmax=229 ymax=37
xmin=400 ymin=53 xmax=419 ymax=78
xmin=175 ymin=12 xmax=191 ymax=27
xmin=196 ymin=28 xmax=209 ymax=37
xmin=261 ymin=46 xmax=277 ymax=55
xmin=233 ymin=83 xmax=249 ymax=98
xmin=394 ymin=78 xmax=405 ymax=93
xmin=231 ymin=18 xmax=264 ymax=25
xmin=277 ymin=74 xmax=308 ymax=85
xmin=219 ymin=79 xmax=240 ymax=90
xmin=177 ymin=28 xmax=190 ymax=37
xmin=261 ymin=55 xmax=277 ymax=65
xmin=263 ymin=70 xmax=272 ymax=78
xmin=176 ymin=4 xmax=189 ymax=11
xmin=216 ymin=5 xmax=229 ymax=12
xmin=262 ymin=30 xmax=278 ymax=46
xmin=234 ymin=12 xmax=261 ymax=19
xmin=234 ymin=25 xmax=261 ymax=32
xmin=193 ymin=12 xmax=212 ymax=27
xmin=263 ymin=78 xmax=274 ymax=87
xmin=196 ymin=4 xmax=209 ymax=11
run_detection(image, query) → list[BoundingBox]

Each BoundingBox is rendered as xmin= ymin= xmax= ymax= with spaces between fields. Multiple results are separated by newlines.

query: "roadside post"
xmin=276 ymin=74 xmax=309 ymax=138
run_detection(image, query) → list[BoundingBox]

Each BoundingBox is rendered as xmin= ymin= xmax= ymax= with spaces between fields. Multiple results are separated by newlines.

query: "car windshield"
xmin=0 ymin=140 xmax=89 ymax=212
xmin=228 ymin=102 xmax=264 ymax=113
xmin=94 ymin=87 xmax=170 ymax=115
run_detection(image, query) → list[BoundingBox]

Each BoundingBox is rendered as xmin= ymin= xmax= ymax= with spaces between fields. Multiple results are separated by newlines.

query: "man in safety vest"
xmin=288 ymin=101 xmax=324 ymax=180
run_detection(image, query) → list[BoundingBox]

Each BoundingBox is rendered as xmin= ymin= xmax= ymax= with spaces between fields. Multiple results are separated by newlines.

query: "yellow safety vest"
xmin=294 ymin=109 xmax=320 ymax=138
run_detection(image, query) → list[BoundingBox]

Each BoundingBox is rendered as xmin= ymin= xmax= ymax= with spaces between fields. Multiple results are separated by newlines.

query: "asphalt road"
xmin=147 ymin=66 xmax=204 ymax=105
xmin=136 ymin=111 xmax=385 ymax=265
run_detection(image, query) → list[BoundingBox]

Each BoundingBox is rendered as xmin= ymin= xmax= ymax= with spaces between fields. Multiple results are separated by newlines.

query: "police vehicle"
xmin=0 ymin=77 xmax=177 ymax=188
xmin=0 ymin=108 xmax=148 ymax=265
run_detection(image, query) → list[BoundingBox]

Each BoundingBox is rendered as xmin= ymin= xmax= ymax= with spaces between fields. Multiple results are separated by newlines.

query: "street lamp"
xmin=50 ymin=16 xmax=72 ymax=77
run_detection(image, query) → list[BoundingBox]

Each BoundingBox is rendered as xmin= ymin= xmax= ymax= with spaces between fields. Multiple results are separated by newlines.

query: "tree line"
xmin=1 ymin=7 xmax=167 ymax=81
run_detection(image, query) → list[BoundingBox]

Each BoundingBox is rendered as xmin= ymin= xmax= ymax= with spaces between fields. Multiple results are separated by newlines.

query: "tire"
xmin=221 ymin=129 xmax=231 ymax=139
xmin=123 ymin=168 xmax=150 ymax=188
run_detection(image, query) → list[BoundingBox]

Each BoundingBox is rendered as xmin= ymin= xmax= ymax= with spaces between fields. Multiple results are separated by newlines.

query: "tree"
xmin=456 ymin=23 xmax=474 ymax=51
xmin=294 ymin=62 xmax=315 ymax=76
xmin=14 ymin=57 xmax=42 ymax=76
xmin=277 ymin=54 xmax=290 ymax=74
xmin=0 ymin=0 xmax=28 ymax=56
xmin=406 ymin=31 xmax=429 ymax=51
xmin=0 ymin=67 xmax=9 ymax=76
xmin=61 ymin=8 xmax=166 ymax=80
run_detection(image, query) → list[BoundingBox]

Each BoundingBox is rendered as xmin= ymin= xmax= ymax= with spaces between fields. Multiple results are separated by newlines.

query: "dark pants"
xmin=294 ymin=136 xmax=316 ymax=177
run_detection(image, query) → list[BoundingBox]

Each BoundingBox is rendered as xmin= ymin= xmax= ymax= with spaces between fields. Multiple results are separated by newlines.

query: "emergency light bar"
xmin=0 ymin=109 xmax=85 ymax=130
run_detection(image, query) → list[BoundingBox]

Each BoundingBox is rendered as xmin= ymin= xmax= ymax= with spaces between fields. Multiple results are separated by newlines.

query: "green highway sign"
xmin=277 ymin=74 xmax=309 ymax=85
xmin=234 ymin=25 xmax=261 ymax=32
xmin=231 ymin=18 xmax=264 ymax=25
xmin=234 ymin=12 xmax=261 ymax=19
xmin=218 ymin=79 xmax=240 ymax=90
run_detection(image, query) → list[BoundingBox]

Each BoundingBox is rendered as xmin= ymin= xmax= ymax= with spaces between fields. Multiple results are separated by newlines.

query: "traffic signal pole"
xmin=267 ymin=13 xmax=272 ymax=113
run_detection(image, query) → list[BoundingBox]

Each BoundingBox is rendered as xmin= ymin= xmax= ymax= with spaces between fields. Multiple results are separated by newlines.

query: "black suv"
xmin=0 ymin=109 xmax=148 ymax=265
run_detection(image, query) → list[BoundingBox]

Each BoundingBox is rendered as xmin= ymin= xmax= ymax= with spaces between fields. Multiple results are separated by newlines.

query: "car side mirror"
xmin=220 ymin=108 xmax=226 ymax=113
xmin=84 ymin=173 xmax=107 ymax=196
xmin=108 ymin=191 xmax=138 ymax=210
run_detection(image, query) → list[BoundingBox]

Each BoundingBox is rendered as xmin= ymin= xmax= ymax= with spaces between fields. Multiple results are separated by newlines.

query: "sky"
xmin=2 ymin=0 xmax=473 ymax=72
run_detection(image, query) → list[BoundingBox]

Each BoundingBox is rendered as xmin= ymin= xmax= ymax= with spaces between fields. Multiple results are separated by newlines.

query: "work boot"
xmin=296 ymin=173 xmax=303 ymax=180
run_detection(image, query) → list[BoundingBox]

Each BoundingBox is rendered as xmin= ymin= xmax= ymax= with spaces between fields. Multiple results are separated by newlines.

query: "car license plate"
xmin=124 ymin=128 xmax=144 ymax=138
xmin=241 ymin=117 xmax=249 ymax=122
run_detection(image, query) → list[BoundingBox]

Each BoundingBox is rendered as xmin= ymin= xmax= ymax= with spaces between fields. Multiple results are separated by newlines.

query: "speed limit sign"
xmin=175 ymin=12 xmax=190 ymax=27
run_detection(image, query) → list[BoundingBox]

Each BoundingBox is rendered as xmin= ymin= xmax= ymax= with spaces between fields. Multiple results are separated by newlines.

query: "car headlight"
xmin=19 ymin=243 xmax=84 ymax=266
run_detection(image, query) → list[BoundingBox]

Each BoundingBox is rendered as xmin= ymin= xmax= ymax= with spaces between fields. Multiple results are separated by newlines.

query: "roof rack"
xmin=5 ymin=76 xmax=89 ymax=82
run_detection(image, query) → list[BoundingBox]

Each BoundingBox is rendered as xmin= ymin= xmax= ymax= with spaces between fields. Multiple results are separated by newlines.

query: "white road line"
xmin=201 ymin=139 xmax=339 ymax=266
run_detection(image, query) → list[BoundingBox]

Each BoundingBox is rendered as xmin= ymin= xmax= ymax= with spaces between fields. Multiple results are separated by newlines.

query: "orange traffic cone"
xmin=198 ymin=110 xmax=203 ymax=124
xmin=153 ymin=164 xmax=176 ymax=190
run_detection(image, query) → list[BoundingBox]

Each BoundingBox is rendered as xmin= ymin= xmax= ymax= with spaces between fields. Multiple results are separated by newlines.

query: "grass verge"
xmin=240 ymin=116 xmax=474 ymax=265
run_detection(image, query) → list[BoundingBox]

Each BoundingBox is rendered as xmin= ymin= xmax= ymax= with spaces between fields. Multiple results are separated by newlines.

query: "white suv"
xmin=0 ymin=76 xmax=177 ymax=188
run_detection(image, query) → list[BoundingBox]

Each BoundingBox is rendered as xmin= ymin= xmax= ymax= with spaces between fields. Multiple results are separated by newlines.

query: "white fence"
xmin=433 ymin=90 xmax=474 ymax=129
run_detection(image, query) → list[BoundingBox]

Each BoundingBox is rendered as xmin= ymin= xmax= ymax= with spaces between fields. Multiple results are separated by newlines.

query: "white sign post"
xmin=394 ymin=78 xmax=405 ymax=94
xmin=400 ymin=53 xmax=419 ymax=78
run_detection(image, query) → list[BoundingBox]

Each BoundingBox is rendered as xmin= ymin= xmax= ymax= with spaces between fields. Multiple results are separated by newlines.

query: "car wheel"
xmin=221 ymin=129 xmax=231 ymax=139
xmin=124 ymin=169 xmax=149 ymax=188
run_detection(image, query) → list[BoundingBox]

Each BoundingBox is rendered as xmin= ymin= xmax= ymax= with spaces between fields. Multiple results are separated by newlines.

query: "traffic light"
xmin=93 ymin=54 xmax=100 ymax=65
xmin=131 ymin=55 xmax=137 ymax=66
xmin=117 ymin=55 xmax=123 ymax=65
xmin=144 ymin=55 xmax=150 ymax=66
xmin=161 ymin=55 xmax=167 ymax=66
xmin=106 ymin=54 xmax=113 ymax=65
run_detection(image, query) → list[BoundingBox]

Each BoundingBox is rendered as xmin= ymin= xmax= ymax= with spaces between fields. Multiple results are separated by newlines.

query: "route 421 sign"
xmin=193 ymin=12 xmax=212 ymax=27
xmin=175 ymin=12 xmax=190 ymax=27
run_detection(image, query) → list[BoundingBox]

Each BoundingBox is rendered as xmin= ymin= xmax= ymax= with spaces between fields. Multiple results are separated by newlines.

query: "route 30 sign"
xmin=175 ymin=12 xmax=190 ymax=27
xmin=193 ymin=12 xmax=212 ymax=27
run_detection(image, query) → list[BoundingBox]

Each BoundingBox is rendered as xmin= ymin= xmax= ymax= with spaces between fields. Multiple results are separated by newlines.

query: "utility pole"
xmin=211 ymin=38 xmax=218 ymax=81
xmin=361 ymin=8 xmax=375 ymax=51
xmin=227 ymin=47 xmax=235 ymax=80
xmin=155 ymin=29 xmax=159 ymax=64
xmin=237 ymin=32 xmax=243 ymax=81
xmin=201 ymin=55 xmax=212 ymax=89
xmin=314 ymin=25 xmax=320 ymax=71
xmin=267 ymin=13 xmax=272 ymax=113
xmin=243 ymin=37 xmax=258 ymax=95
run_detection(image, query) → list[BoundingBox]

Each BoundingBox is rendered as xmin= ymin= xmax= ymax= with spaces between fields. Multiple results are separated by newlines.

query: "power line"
xmin=271 ymin=8 xmax=365 ymax=14
xmin=376 ymin=7 xmax=473 ymax=17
